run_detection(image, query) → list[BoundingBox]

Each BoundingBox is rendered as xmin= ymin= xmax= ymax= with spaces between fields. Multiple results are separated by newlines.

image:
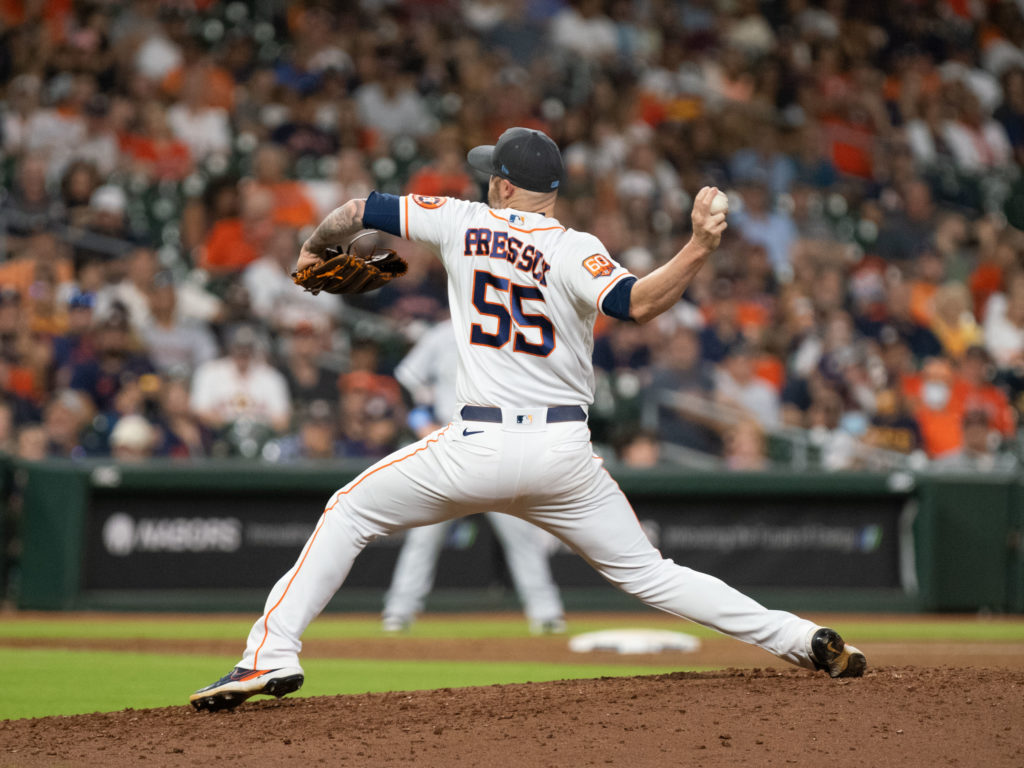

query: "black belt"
xmin=460 ymin=405 xmax=586 ymax=423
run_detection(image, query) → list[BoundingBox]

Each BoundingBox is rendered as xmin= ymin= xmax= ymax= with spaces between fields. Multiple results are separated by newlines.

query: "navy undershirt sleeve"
xmin=601 ymin=276 xmax=637 ymax=321
xmin=362 ymin=191 xmax=402 ymax=237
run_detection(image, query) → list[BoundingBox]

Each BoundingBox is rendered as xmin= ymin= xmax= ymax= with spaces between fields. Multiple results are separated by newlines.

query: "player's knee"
xmin=323 ymin=496 xmax=369 ymax=541
xmin=612 ymin=558 xmax=678 ymax=602
xmin=327 ymin=496 xmax=408 ymax=547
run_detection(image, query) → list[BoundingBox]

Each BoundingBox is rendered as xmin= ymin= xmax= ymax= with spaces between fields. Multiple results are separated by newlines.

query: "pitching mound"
xmin=1 ymin=666 xmax=1021 ymax=767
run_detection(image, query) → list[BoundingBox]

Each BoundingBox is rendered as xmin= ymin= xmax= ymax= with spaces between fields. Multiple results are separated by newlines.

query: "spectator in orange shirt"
xmin=956 ymin=344 xmax=1017 ymax=437
xmin=180 ymin=175 xmax=241 ymax=255
xmin=0 ymin=233 xmax=75 ymax=299
xmin=120 ymin=100 xmax=193 ymax=182
xmin=250 ymin=143 xmax=318 ymax=229
xmin=0 ymin=0 xmax=73 ymax=42
xmin=199 ymin=184 xmax=276 ymax=275
xmin=906 ymin=356 xmax=964 ymax=458
xmin=820 ymin=105 xmax=877 ymax=180
xmin=339 ymin=339 xmax=403 ymax=407
xmin=406 ymin=130 xmax=477 ymax=199
xmin=26 ymin=261 xmax=68 ymax=337
xmin=162 ymin=54 xmax=235 ymax=112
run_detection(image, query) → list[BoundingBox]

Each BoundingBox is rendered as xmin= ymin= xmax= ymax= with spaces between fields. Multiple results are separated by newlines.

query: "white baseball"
xmin=709 ymin=191 xmax=729 ymax=215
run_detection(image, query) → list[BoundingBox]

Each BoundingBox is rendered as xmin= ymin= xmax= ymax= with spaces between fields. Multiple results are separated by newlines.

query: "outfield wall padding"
xmin=1012 ymin=477 xmax=1024 ymax=614
xmin=0 ymin=452 xmax=10 ymax=600
xmin=12 ymin=459 xmax=1023 ymax=613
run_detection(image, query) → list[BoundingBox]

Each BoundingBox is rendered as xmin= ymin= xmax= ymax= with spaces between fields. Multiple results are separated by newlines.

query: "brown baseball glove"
xmin=291 ymin=233 xmax=408 ymax=295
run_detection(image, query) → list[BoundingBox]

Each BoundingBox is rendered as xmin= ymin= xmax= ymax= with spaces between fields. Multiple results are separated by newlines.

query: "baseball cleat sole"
xmin=810 ymin=628 xmax=867 ymax=678
xmin=837 ymin=645 xmax=867 ymax=678
xmin=190 ymin=667 xmax=304 ymax=712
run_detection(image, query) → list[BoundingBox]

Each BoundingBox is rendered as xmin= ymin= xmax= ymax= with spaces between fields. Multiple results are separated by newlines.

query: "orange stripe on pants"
xmin=251 ymin=425 xmax=450 ymax=667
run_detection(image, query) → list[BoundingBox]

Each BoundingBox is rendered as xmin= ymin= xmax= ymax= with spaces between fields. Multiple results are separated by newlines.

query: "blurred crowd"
xmin=1 ymin=0 xmax=1024 ymax=472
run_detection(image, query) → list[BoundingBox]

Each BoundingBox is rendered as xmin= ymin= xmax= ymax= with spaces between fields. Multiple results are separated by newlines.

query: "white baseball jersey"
xmin=399 ymin=194 xmax=634 ymax=409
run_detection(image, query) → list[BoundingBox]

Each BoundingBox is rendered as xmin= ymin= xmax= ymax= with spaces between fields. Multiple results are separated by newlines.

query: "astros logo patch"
xmin=412 ymin=195 xmax=447 ymax=209
xmin=582 ymin=253 xmax=614 ymax=278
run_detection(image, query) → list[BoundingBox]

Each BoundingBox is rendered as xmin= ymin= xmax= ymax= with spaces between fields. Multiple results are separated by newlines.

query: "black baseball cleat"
xmin=810 ymin=628 xmax=867 ymax=678
xmin=189 ymin=666 xmax=304 ymax=712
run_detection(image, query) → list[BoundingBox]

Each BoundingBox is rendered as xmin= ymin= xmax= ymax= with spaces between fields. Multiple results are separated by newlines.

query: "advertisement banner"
xmin=82 ymin=490 xmax=904 ymax=592
xmin=83 ymin=491 xmax=496 ymax=591
xmin=549 ymin=496 xmax=905 ymax=589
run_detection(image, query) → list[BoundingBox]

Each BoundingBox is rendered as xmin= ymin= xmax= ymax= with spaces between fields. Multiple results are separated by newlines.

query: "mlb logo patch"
xmin=509 ymin=213 xmax=524 ymax=225
xmin=582 ymin=253 xmax=615 ymax=278
xmin=516 ymin=414 xmax=533 ymax=425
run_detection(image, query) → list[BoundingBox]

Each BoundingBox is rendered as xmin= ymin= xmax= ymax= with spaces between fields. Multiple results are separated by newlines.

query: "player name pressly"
xmin=463 ymin=227 xmax=551 ymax=285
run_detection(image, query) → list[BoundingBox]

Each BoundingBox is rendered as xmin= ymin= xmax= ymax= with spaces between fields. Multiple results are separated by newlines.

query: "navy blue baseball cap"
xmin=467 ymin=127 xmax=564 ymax=193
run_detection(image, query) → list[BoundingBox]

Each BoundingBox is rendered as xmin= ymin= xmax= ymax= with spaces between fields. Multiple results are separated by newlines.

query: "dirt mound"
xmin=1 ymin=666 xmax=1021 ymax=767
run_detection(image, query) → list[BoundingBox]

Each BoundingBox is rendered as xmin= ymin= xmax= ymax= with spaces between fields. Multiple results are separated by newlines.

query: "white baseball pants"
xmin=240 ymin=406 xmax=821 ymax=671
xmin=382 ymin=511 xmax=565 ymax=626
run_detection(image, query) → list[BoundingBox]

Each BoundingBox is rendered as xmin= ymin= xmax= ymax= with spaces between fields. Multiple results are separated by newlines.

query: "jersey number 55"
xmin=469 ymin=270 xmax=556 ymax=357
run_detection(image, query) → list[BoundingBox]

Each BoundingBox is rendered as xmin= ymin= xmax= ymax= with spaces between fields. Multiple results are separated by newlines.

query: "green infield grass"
xmin=0 ymin=648 xmax=685 ymax=720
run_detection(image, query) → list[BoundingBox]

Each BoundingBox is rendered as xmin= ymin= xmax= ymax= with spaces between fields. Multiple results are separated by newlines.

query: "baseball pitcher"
xmin=191 ymin=127 xmax=865 ymax=712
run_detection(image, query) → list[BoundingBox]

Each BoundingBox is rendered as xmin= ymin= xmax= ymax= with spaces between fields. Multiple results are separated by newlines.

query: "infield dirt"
xmin=1 ymin=666 xmax=1022 ymax=767
xmin=1 ymin=613 xmax=1023 ymax=767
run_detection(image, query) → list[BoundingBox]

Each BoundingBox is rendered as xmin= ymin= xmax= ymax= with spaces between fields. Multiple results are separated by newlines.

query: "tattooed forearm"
xmin=303 ymin=199 xmax=367 ymax=255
